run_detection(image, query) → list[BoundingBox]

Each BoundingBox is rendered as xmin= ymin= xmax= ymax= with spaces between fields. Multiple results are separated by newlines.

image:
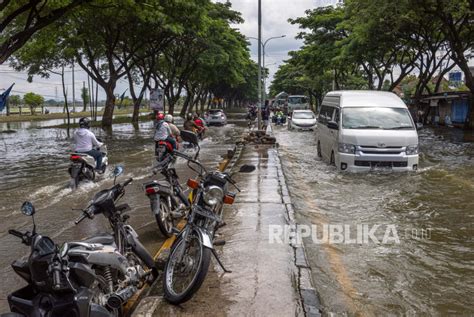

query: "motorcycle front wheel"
xmin=163 ymin=231 xmax=211 ymax=304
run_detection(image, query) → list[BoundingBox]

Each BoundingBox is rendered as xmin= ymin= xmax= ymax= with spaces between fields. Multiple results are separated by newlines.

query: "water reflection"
xmin=274 ymin=126 xmax=474 ymax=315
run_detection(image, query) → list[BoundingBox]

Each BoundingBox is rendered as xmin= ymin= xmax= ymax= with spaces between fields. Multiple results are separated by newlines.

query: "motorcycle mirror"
xmin=112 ymin=165 xmax=124 ymax=177
xmin=238 ymin=164 xmax=256 ymax=173
xmin=21 ymin=201 xmax=36 ymax=216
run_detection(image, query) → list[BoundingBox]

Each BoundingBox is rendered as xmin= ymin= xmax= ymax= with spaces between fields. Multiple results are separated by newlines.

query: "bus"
xmin=287 ymin=95 xmax=310 ymax=112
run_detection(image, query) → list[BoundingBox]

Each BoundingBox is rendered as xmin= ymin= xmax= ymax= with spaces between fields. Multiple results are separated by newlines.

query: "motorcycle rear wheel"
xmin=151 ymin=197 xmax=174 ymax=238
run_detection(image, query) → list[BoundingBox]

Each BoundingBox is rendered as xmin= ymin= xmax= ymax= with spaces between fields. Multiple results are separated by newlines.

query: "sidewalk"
xmin=133 ymin=145 xmax=307 ymax=316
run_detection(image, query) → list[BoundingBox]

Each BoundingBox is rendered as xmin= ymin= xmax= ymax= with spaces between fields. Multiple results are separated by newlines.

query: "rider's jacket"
xmin=74 ymin=128 xmax=102 ymax=152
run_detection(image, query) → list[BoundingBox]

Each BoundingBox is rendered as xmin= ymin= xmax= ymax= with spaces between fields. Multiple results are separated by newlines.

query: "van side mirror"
xmin=327 ymin=121 xmax=339 ymax=130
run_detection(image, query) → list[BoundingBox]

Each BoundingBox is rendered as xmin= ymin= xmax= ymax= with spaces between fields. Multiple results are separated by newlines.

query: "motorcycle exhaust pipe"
xmin=106 ymin=285 xmax=136 ymax=309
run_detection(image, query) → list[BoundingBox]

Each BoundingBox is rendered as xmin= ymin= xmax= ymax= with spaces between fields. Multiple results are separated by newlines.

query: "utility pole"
xmin=257 ymin=0 xmax=262 ymax=130
xmin=72 ymin=60 xmax=76 ymax=113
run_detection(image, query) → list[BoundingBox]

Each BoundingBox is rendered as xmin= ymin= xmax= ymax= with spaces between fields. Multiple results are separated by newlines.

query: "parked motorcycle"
xmin=162 ymin=132 xmax=255 ymax=304
xmin=144 ymin=133 xmax=195 ymax=237
xmin=73 ymin=166 xmax=157 ymax=313
xmin=3 ymin=202 xmax=114 ymax=317
xmin=68 ymin=139 xmax=108 ymax=189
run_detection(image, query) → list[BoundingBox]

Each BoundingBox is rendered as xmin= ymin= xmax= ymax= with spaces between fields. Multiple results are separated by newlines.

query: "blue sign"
xmin=449 ymin=71 xmax=462 ymax=82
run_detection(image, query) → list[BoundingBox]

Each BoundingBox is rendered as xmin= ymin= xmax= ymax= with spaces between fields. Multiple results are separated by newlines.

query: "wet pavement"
xmin=0 ymin=119 xmax=244 ymax=314
xmin=134 ymin=145 xmax=303 ymax=316
xmin=273 ymin=124 xmax=474 ymax=316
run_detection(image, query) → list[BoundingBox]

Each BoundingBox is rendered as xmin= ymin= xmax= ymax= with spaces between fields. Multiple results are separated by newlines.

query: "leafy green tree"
xmin=23 ymin=92 xmax=44 ymax=115
xmin=0 ymin=0 xmax=89 ymax=64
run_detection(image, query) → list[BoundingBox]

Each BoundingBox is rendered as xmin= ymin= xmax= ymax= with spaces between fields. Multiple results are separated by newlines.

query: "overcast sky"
xmin=0 ymin=0 xmax=332 ymax=101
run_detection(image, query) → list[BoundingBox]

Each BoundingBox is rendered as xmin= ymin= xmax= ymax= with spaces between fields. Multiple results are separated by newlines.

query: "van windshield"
xmin=288 ymin=96 xmax=308 ymax=104
xmin=342 ymin=107 xmax=414 ymax=130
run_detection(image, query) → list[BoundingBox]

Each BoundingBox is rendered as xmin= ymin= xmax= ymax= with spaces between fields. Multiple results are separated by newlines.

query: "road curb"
xmin=274 ymin=145 xmax=322 ymax=317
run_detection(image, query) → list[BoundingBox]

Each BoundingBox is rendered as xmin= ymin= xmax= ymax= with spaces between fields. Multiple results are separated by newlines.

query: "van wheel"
xmin=330 ymin=151 xmax=335 ymax=166
xmin=317 ymin=142 xmax=322 ymax=158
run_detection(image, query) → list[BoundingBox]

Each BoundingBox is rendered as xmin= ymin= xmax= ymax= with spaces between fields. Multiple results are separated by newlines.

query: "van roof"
xmin=325 ymin=90 xmax=407 ymax=108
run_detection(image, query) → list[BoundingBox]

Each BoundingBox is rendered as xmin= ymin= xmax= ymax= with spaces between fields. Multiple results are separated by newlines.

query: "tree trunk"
xmin=102 ymin=85 xmax=116 ymax=128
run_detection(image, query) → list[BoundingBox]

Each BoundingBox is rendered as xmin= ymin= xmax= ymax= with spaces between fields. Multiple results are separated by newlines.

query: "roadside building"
xmin=418 ymin=91 xmax=471 ymax=126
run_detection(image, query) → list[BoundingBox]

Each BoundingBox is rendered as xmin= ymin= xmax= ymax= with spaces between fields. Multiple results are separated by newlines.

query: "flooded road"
xmin=0 ymin=119 xmax=244 ymax=313
xmin=274 ymin=126 xmax=474 ymax=316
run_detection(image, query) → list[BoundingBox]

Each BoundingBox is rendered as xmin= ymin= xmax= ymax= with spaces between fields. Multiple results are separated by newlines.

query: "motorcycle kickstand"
xmin=211 ymin=249 xmax=232 ymax=273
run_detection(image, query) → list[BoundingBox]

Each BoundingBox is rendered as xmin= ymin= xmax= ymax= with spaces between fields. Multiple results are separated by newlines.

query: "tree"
xmin=8 ymin=94 xmax=21 ymax=115
xmin=81 ymin=86 xmax=89 ymax=112
xmin=416 ymin=0 xmax=474 ymax=128
xmin=23 ymin=92 xmax=44 ymax=114
xmin=0 ymin=0 xmax=89 ymax=64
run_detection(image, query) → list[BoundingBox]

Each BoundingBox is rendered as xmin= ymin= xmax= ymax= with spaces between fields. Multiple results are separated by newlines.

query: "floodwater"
xmin=274 ymin=126 xmax=474 ymax=316
xmin=0 ymin=119 xmax=243 ymax=313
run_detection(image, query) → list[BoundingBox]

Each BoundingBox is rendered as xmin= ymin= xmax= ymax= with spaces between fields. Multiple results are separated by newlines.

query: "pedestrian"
xmin=262 ymin=102 xmax=270 ymax=131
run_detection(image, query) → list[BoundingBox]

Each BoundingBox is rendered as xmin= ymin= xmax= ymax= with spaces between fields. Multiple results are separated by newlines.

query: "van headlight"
xmin=338 ymin=143 xmax=356 ymax=154
xmin=203 ymin=186 xmax=224 ymax=206
xmin=406 ymin=144 xmax=419 ymax=155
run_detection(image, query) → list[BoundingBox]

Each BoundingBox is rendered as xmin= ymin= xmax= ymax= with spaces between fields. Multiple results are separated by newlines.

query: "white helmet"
xmin=164 ymin=114 xmax=173 ymax=123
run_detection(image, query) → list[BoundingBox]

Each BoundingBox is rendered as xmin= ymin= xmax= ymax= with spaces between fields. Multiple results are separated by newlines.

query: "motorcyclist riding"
xmin=183 ymin=113 xmax=201 ymax=132
xmin=165 ymin=114 xmax=181 ymax=143
xmin=73 ymin=117 xmax=104 ymax=172
xmin=154 ymin=112 xmax=177 ymax=150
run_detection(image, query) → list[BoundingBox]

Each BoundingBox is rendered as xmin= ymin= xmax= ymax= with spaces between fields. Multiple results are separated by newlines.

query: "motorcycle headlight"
xmin=406 ymin=144 xmax=419 ymax=155
xmin=203 ymin=186 xmax=224 ymax=206
xmin=338 ymin=143 xmax=356 ymax=154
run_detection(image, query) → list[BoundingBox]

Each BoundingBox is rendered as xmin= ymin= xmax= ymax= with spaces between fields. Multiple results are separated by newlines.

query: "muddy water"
xmin=275 ymin=126 xmax=474 ymax=316
xmin=0 ymin=120 xmax=244 ymax=313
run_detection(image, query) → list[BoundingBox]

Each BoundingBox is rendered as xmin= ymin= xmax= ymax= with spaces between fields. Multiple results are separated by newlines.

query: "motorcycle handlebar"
xmin=123 ymin=178 xmax=133 ymax=187
xmin=74 ymin=213 xmax=87 ymax=225
xmin=74 ymin=205 xmax=95 ymax=224
xmin=8 ymin=229 xmax=24 ymax=238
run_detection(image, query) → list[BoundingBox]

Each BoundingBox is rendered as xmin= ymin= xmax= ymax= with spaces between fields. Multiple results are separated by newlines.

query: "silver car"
xmin=205 ymin=109 xmax=227 ymax=126
xmin=288 ymin=110 xmax=317 ymax=130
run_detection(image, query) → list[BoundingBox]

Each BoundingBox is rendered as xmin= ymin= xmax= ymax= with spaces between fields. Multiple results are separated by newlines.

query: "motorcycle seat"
xmin=82 ymin=233 xmax=115 ymax=245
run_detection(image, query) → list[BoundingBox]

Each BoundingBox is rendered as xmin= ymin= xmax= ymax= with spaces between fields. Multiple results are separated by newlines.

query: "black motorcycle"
xmin=143 ymin=131 xmax=195 ymax=237
xmin=3 ymin=202 xmax=113 ymax=317
xmin=75 ymin=166 xmax=157 ymax=276
xmin=162 ymin=133 xmax=255 ymax=304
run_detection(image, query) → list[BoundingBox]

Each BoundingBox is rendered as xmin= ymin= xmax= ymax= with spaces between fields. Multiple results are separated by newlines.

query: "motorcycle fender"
xmin=149 ymin=194 xmax=162 ymax=216
xmin=195 ymin=227 xmax=213 ymax=249
xmin=124 ymin=225 xmax=155 ymax=270
xmin=176 ymin=227 xmax=213 ymax=250
xmin=70 ymin=165 xmax=81 ymax=178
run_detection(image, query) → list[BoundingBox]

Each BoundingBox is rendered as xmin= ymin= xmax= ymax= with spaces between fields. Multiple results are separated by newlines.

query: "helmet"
xmin=186 ymin=113 xmax=193 ymax=120
xmin=79 ymin=117 xmax=90 ymax=129
xmin=156 ymin=113 xmax=165 ymax=121
xmin=164 ymin=114 xmax=173 ymax=123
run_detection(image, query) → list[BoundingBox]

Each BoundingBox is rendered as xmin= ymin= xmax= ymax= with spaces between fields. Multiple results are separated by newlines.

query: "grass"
xmin=0 ymin=108 xmax=150 ymax=123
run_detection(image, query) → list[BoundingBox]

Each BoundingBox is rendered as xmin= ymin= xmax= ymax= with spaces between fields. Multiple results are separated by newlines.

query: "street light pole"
xmin=257 ymin=0 xmax=262 ymax=130
xmin=248 ymin=35 xmax=286 ymax=121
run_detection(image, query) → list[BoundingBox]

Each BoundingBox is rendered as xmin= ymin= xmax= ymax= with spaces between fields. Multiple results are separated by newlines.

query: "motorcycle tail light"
xmin=70 ymin=155 xmax=81 ymax=161
xmin=223 ymin=194 xmax=235 ymax=205
xmin=187 ymin=179 xmax=199 ymax=189
xmin=145 ymin=187 xmax=157 ymax=194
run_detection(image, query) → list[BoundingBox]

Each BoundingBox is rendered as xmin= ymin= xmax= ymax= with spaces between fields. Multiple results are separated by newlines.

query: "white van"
xmin=316 ymin=91 xmax=419 ymax=172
